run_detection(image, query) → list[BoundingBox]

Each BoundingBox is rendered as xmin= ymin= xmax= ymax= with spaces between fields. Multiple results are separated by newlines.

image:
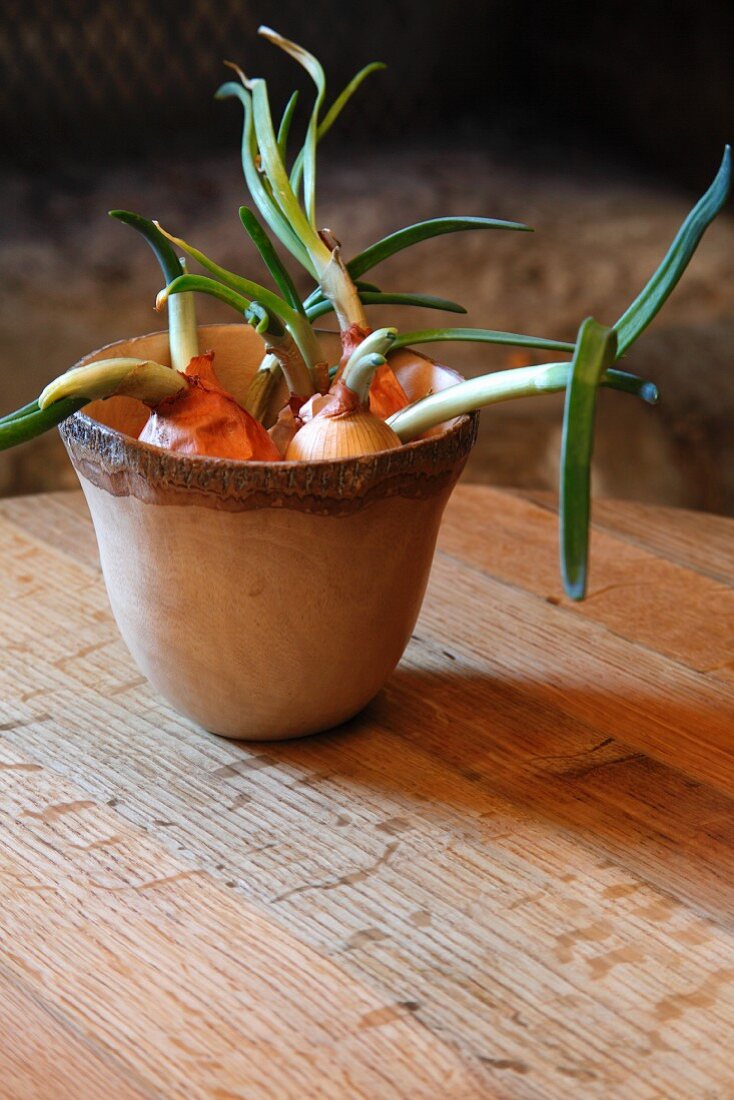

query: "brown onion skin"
xmin=368 ymin=363 xmax=409 ymax=419
xmin=284 ymin=380 xmax=402 ymax=461
xmin=339 ymin=322 xmax=371 ymax=362
xmin=139 ymin=353 xmax=281 ymax=461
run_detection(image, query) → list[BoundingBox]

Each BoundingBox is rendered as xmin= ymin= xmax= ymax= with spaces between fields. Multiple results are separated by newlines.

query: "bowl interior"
xmin=79 ymin=324 xmax=464 ymax=441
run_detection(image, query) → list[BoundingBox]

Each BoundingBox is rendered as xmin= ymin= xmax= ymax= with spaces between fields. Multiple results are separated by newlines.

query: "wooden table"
xmin=1 ymin=485 xmax=733 ymax=1100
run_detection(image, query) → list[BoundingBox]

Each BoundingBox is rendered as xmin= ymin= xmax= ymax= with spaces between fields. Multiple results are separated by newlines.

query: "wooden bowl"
xmin=60 ymin=324 xmax=478 ymax=740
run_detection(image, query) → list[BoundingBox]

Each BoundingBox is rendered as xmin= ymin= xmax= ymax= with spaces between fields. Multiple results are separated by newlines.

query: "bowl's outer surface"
xmin=61 ymin=324 xmax=478 ymax=740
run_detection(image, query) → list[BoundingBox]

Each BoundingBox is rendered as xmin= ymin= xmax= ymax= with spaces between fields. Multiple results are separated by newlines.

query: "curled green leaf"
xmin=239 ymin=206 xmax=305 ymax=313
xmin=306 ymin=291 xmax=467 ymax=320
xmin=216 ymin=80 xmax=316 ymax=275
xmin=290 ymin=61 xmax=386 ymax=194
xmin=348 ymin=216 xmax=531 ymax=280
xmin=109 ymin=210 xmax=183 ymax=283
xmin=277 ymin=90 xmax=300 ymax=158
xmin=160 ymin=273 xmax=253 ymax=317
xmin=153 ymin=226 xmax=305 ymax=333
xmin=614 ymin=145 xmax=731 ymax=356
xmin=245 ymin=301 xmax=285 ymax=338
xmin=259 ymin=26 xmax=325 ymax=226
xmin=391 ymin=328 xmax=575 ymax=355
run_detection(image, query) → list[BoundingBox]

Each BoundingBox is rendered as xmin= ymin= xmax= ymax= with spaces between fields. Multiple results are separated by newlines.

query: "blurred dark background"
xmin=3 ymin=0 xmax=734 ymax=185
xmin=1 ymin=0 xmax=733 ymax=508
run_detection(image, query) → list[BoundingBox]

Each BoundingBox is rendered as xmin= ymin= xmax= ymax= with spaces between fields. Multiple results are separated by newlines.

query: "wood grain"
xmin=519 ymin=489 xmax=734 ymax=584
xmin=1 ymin=486 xmax=733 ymax=1099
xmin=0 ymin=969 xmax=154 ymax=1100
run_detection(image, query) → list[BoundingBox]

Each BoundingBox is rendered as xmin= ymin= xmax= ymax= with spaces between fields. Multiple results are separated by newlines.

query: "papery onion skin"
xmin=340 ymin=322 xmax=372 ymax=361
xmin=268 ymin=396 xmax=305 ymax=456
xmin=139 ymin=353 xmax=280 ymax=461
xmin=285 ymin=411 xmax=401 ymax=461
xmin=368 ymin=363 xmax=410 ymax=419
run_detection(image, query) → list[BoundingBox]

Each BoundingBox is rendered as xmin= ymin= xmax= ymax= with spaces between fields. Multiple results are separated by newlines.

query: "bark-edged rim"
xmin=59 ymin=324 xmax=479 ymax=516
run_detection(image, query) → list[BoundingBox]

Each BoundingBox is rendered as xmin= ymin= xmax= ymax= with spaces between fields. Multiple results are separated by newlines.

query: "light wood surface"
xmin=1 ymin=484 xmax=733 ymax=1099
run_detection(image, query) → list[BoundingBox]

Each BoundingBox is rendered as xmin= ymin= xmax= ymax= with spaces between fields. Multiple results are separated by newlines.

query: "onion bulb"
xmin=139 ymin=353 xmax=280 ymax=461
xmin=286 ymin=335 xmax=404 ymax=461
xmin=286 ymin=373 xmax=401 ymax=462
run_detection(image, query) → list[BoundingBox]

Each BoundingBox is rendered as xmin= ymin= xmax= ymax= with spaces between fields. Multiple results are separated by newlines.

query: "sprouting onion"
xmin=157 ymin=270 xmax=318 ymax=397
xmin=286 ymin=342 xmax=401 ymax=461
xmin=0 ymin=28 xmax=729 ymax=602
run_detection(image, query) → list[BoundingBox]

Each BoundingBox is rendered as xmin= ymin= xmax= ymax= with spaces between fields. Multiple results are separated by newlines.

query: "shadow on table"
xmin=268 ymin=666 xmax=734 ymax=928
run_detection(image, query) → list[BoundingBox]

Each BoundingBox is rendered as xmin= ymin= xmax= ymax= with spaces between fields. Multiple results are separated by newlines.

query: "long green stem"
xmin=289 ymin=62 xmax=386 ymax=195
xmin=219 ymin=49 xmax=369 ymax=333
xmin=613 ymin=145 xmax=731 ymax=356
xmin=277 ymin=90 xmax=299 ymax=156
xmin=221 ymin=58 xmax=365 ymax=331
xmin=0 ymin=398 xmax=87 ymax=451
xmin=391 ymin=328 xmax=575 ymax=355
xmin=239 ymin=206 xmax=305 ymax=313
xmin=345 ymin=216 xmax=531 ymax=283
xmin=559 ymin=320 xmax=617 ymax=600
xmin=0 ymin=399 xmax=40 ymax=424
xmin=306 ymin=291 xmax=467 ymax=320
xmin=216 ymin=80 xmax=316 ymax=275
xmin=319 ymin=247 xmax=369 ymax=330
xmin=258 ymin=27 xmax=325 ymax=227
xmin=263 ymin=37 xmax=392 ymax=330
xmin=249 ymin=77 xmax=333 ymax=272
xmin=387 ymin=361 xmax=657 ymax=441
xmin=168 ymin=257 xmax=199 ymax=371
